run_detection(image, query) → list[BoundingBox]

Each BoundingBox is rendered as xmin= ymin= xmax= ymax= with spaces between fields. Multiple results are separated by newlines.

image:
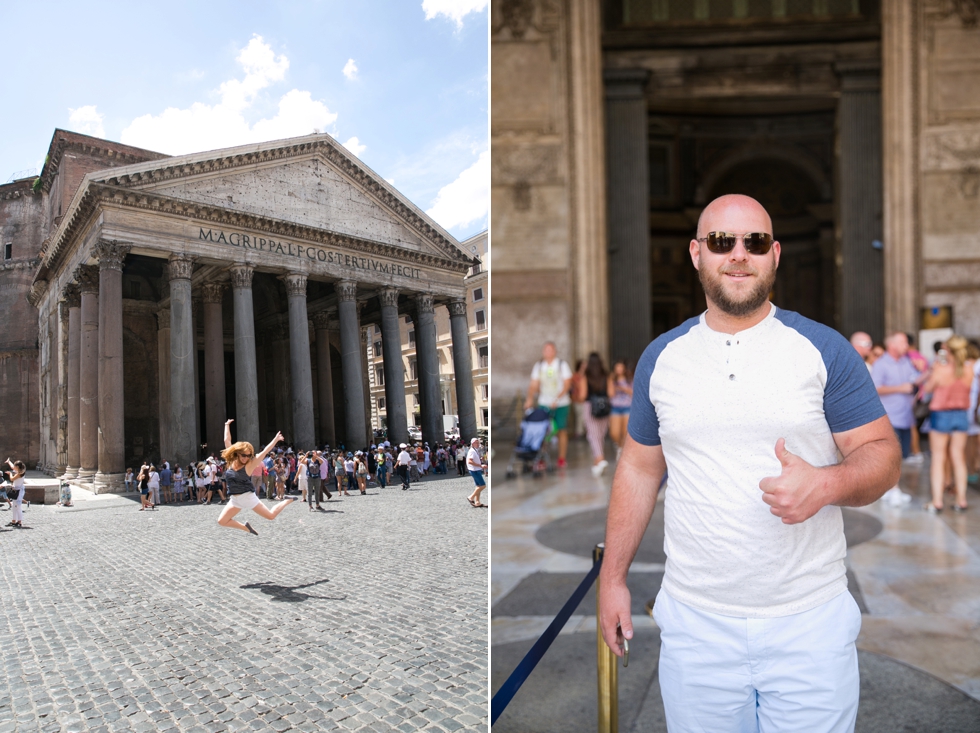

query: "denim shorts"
xmin=610 ymin=406 xmax=630 ymax=416
xmin=931 ymin=409 xmax=969 ymax=434
xmin=469 ymin=470 xmax=486 ymax=487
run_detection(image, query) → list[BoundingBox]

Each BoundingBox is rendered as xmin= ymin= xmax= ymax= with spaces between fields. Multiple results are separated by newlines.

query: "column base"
xmin=76 ymin=469 xmax=96 ymax=482
xmin=61 ymin=466 xmax=79 ymax=480
xmin=92 ymin=472 xmax=126 ymax=494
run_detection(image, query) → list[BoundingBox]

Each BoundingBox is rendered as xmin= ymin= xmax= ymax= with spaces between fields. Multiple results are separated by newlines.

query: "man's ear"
xmin=689 ymin=239 xmax=701 ymax=271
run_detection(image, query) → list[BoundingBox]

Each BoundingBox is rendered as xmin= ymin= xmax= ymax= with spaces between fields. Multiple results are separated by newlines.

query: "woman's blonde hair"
xmin=947 ymin=335 xmax=970 ymax=377
xmin=222 ymin=441 xmax=255 ymax=463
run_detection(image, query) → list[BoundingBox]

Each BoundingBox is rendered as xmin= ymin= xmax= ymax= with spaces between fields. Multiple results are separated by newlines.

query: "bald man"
xmin=599 ymin=194 xmax=900 ymax=733
xmin=850 ymin=331 xmax=874 ymax=373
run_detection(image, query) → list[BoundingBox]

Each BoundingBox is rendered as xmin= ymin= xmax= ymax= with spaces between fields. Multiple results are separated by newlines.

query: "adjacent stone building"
xmin=491 ymin=0 xmax=980 ymax=415
xmin=2 ymin=129 xmax=480 ymax=489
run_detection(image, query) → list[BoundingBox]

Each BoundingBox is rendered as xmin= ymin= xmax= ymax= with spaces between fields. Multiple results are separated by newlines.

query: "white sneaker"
xmin=903 ymin=454 xmax=924 ymax=464
xmin=882 ymin=486 xmax=910 ymax=507
xmin=591 ymin=464 xmax=602 ymax=478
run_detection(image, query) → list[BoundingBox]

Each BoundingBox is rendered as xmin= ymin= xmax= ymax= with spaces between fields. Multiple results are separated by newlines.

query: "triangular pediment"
xmin=87 ymin=134 xmax=469 ymax=263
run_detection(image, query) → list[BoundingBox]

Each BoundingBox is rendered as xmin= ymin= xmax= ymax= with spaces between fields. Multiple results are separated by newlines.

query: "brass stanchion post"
xmin=595 ymin=543 xmax=618 ymax=733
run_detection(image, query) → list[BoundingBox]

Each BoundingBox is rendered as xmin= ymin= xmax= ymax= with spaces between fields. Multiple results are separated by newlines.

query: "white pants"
xmin=12 ymin=499 xmax=23 ymax=523
xmin=653 ymin=589 xmax=861 ymax=733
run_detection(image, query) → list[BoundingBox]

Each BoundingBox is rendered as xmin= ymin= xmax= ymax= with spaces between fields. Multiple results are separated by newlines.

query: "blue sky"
xmin=0 ymin=0 xmax=488 ymax=239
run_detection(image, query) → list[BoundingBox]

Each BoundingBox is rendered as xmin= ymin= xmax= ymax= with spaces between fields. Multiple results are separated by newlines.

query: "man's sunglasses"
xmin=698 ymin=231 xmax=773 ymax=255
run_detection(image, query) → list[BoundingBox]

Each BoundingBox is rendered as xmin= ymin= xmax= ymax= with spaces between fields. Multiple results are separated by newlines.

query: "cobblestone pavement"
xmin=0 ymin=474 xmax=488 ymax=732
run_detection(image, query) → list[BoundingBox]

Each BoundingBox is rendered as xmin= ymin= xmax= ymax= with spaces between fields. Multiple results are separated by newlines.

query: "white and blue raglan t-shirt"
xmin=629 ymin=304 xmax=885 ymax=618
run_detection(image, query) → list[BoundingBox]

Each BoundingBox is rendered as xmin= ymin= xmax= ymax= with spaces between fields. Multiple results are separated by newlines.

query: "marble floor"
xmin=491 ymin=437 xmax=980 ymax=702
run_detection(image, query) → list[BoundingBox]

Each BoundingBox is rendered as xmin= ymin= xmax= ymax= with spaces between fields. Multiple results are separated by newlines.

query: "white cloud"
xmin=68 ymin=105 xmax=105 ymax=138
xmin=422 ymin=0 xmax=488 ymax=27
xmin=120 ymin=35 xmax=338 ymax=155
xmin=425 ymin=150 xmax=488 ymax=231
xmin=343 ymin=58 xmax=358 ymax=80
xmin=342 ymin=136 xmax=366 ymax=157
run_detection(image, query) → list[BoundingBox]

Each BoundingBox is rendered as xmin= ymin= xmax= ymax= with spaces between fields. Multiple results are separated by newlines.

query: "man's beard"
xmin=698 ymin=259 xmax=777 ymax=318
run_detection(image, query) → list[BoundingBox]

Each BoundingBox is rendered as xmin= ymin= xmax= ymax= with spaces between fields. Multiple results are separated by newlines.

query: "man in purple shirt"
xmin=871 ymin=332 xmax=922 ymax=458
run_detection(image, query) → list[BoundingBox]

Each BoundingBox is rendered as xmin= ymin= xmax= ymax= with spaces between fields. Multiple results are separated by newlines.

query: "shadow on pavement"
xmin=240 ymin=578 xmax=347 ymax=603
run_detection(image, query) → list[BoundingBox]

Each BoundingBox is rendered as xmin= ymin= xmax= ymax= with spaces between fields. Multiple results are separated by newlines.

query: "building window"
xmin=405 ymin=316 xmax=412 ymax=325
xmin=473 ymin=287 xmax=484 ymax=302
xmin=475 ymin=309 xmax=486 ymax=331
xmin=3 ymin=243 xmax=11 ymax=261
xmin=378 ymin=397 xmax=386 ymax=410
xmin=375 ymin=367 xmax=384 ymax=386
xmin=410 ymin=358 xmax=418 ymax=380
xmin=481 ymin=384 xmax=489 ymax=400
xmin=408 ymin=330 xmax=416 ymax=347
xmin=373 ymin=340 xmax=382 ymax=357
xmin=413 ymin=393 xmax=420 ymax=406
xmin=478 ymin=344 xmax=488 ymax=369
xmin=482 ymin=408 xmax=489 ymax=427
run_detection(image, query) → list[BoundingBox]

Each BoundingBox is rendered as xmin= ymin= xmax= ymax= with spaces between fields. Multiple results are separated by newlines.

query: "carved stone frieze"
xmin=282 ymin=273 xmax=307 ymax=298
xmin=415 ymin=293 xmax=435 ymax=315
xmin=491 ymin=144 xmax=562 ymax=185
xmin=156 ymin=308 xmax=171 ymax=330
xmin=447 ymin=300 xmax=468 ymax=318
xmin=228 ymin=265 xmax=254 ymax=290
xmin=379 ymin=288 xmax=400 ymax=309
xmin=0 ymin=257 xmax=41 ymax=273
xmin=63 ymin=283 xmax=81 ymax=309
xmin=93 ymin=240 xmax=132 ymax=271
xmin=337 ymin=280 xmax=357 ymax=302
xmin=201 ymin=281 xmax=227 ymax=304
xmin=923 ymin=129 xmax=980 ymax=171
xmin=167 ymin=255 xmax=194 ymax=281
xmin=74 ymin=265 xmax=100 ymax=294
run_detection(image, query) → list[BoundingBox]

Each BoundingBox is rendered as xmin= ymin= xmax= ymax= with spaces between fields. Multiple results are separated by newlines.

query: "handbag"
xmin=589 ymin=393 xmax=612 ymax=418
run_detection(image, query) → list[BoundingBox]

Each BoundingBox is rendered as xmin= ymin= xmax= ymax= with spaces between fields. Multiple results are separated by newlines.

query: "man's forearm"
xmin=821 ymin=438 xmax=900 ymax=508
xmin=601 ymin=459 xmax=664 ymax=584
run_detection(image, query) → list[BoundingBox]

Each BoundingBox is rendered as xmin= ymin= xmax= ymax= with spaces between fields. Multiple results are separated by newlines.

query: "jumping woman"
xmin=218 ymin=424 xmax=294 ymax=535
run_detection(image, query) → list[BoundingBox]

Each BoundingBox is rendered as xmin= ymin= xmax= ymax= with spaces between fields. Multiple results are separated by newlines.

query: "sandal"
xmin=952 ymin=504 xmax=969 ymax=513
xmin=467 ymin=497 xmax=476 ymax=507
xmin=244 ymin=522 xmax=258 ymax=536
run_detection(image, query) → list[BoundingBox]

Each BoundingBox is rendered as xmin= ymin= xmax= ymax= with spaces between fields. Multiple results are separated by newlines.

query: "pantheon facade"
xmin=1 ymin=129 xmax=479 ymax=490
xmin=491 ymin=0 xmax=980 ymax=415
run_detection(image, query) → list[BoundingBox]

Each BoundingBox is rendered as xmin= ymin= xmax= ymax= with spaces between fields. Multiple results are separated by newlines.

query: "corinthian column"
xmin=379 ymin=288 xmax=408 ymax=446
xmin=169 ymin=255 xmax=198 ymax=467
xmin=337 ymin=280 xmax=367 ymax=449
xmin=448 ymin=300 xmax=478 ymax=443
xmin=63 ymin=285 xmax=81 ymax=478
xmin=157 ymin=308 xmax=171 ymax=461
xmin=284 ymin=273 xmax=315 ymax=449
xmin=312 ymin=311 xmax=337 ymax=448
xmin=202 ymin=281 xmax=227 ymax=455
xmin=413 ymin=293 xmax=442 ymax=448
xmin=229 ymin=265 xmax=259 ymax=446
xmin=75 ymin=265 xmax=100 ymax=480
xmin=93 ymin=240 xmax=131 ymax=492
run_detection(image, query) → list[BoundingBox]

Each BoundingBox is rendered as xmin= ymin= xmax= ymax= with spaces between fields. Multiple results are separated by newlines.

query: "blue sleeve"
xmin=628 ymin=343 xmax=661 ymax=446
xmin=776 ymin=311 xmax=886 ymax=433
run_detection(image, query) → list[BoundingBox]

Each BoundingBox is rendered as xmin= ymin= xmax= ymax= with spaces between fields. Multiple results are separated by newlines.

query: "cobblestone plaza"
xmin=0 ymin=476 xmax=488 ymax=732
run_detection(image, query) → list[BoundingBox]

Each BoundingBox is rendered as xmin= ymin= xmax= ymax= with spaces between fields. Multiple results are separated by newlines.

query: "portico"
xmin=30 ymin=133 xmax=479 ymax=491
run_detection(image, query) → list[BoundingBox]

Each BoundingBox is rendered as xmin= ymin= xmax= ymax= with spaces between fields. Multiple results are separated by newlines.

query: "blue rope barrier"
xmin=491 ymin=554 xmax=603 ymax=725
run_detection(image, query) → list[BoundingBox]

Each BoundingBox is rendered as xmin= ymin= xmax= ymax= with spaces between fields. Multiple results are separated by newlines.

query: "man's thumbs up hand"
xmin=759 ymin=439 xmax=826 ymax=524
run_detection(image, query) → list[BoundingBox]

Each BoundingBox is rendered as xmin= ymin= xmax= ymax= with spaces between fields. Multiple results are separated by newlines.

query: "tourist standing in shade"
xmin=396 ymin=443 xmax=412 ymax=490
xmin=4 ymin=458 xmax=26 ymax=528
xmin=607 ymin=360 xmax=634 ymax=457
xmin=582 ymin=352 xmax=612 ymax=477
xmin=525 ymin=342 xmax=574 ymax=468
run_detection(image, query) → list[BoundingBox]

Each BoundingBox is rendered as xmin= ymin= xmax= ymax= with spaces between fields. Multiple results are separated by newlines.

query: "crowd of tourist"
xmin=851 ymin=330 xmax=979 ymax=513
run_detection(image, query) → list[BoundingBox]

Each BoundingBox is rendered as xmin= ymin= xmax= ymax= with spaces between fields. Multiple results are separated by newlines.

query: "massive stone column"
xmin=75 ymin=265 xmax=100 ymax=480
xmin=229 ymin=265 xmax=259 ymax=447
xmin=337 ymin=280 xmax=367 ymax=449
xmin=93 ymin=240 xmax=131 ymax=492
xmin=379 ymin=288 xmax=409 ymax=446
xmin=57 ymin=300 xmax=70 ymax=473
xmin=413 ymin=293 xmax=442 ymax=448
xmin=157 ymin=308 xmax=171 ymax=462
xmin=202 ymin=282 xmax=227 ymax=455
xmin=47 ymin=307 xmax=58 ymax=449
xmin=312 ymin=311 xmax=337 ymax=448
xmin=837 ymin=60 xmax=884 ymax=342
xmin=63 ymin=285 xmax=81 ymax=478
xmin=271 ymin=326 xmax=292 ymax=440
xmin=169 ymin=255 xmax=198 ymax=468
xmin=604 ymin=68 xmax=651 ymax=362
xmin=448 ymin=300 xmax=478 ymax=443
xmin=284 ymin=274 xmax=315 ymax=450
xmin=360 ymin=310 xmax=372 ymax=446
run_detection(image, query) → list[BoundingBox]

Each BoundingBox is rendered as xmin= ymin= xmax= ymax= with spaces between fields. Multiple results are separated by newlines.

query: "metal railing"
xmin=491 ymin=543 xmax=627 ymax=731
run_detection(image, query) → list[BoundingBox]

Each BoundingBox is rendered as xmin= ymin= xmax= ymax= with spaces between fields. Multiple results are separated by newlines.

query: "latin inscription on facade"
xmin=198 ymin=228 xmax=423 ymax=279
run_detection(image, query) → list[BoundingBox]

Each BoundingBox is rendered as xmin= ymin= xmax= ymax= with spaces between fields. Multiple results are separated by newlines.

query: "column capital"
xmin=168 ymin=255 xmax=195 ymax=281
xmin=59 ymin=299 xmax=70 ymax=321
xmin=414 ymin=292 xmax=435 ymax=315
xmin=63 ymin=283 xmax=81 ymax=309
xmin=282 ymin=273 xmax=308 ymax=298
xmin=156 ymin=307 xmax=170 ymax=330
xmin=311 ymin=310 xmax=332 ymax=330
xmin=447 ymin=299 xmax=467 ymax=318
xmin=228 ymin=264 xmax=254 ymax=290
xmin=379 ymin=287 xmax=400 ymax=309
xmin=74 ymin=264 xmax=100 ymax=294
xmin=201 ymin=281 xmax=227 ymax=304
xmin=337 ymin=279 xmax=357 ymax=302
xmin=93 ymin=240 xmax=132 ymax=271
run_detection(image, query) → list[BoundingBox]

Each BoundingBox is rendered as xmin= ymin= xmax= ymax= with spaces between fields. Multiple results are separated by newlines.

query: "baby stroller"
xmin=505 ymin=407 xmax=555 ymax=479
